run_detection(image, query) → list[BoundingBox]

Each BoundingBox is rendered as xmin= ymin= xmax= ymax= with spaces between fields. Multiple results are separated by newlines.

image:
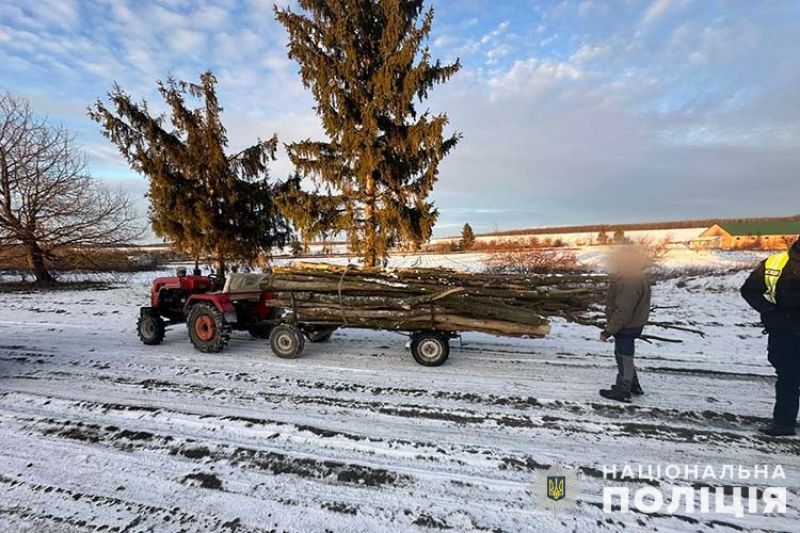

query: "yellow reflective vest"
xmin=765 ymin=252 xmax=790 ymax=304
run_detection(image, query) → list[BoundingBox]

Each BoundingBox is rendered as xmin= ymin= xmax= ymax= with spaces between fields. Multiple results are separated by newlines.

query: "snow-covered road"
xmin=0 ymin=270 xmax=797 ymax=532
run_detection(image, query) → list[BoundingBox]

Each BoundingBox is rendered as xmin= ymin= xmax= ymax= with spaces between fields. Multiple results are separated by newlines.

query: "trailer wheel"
xmin=410 ymin=332 xmax=450 ymax=367
xmin=270 ymin=324 xmax=305 ymax=359
xmin=187 ymin=303 xmax=230 ymax=353
xmin=137 ymin=310 xmax=165 ymax=345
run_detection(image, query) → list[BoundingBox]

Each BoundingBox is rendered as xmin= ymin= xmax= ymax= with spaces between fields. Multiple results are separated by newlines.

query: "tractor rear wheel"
xmin=269 ymin=324 xmax=305 ymax=359
xmin=137 ymin=311 xmax=165 ymax=345
xmin=187 ymin=303 xmax=231 ymax=353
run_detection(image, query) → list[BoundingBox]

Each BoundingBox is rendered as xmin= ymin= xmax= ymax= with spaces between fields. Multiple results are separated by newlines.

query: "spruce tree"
xmin=275 ymin=0 xmax=460 ymax=267
xmin=460 ymin=223 xmax=475 ymax=250
xmin=89 ymin=72 xmax=291 ymax=273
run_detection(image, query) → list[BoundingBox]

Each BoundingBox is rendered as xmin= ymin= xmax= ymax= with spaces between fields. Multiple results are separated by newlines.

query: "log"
xmin=256 ymin=264 xmax=606 ymax=338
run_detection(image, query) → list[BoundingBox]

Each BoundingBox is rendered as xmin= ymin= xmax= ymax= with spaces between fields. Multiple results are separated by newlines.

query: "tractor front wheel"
xmin=137 ymin=310 xmax=165 ymax=345
xmin=187 ymin=303 xmax=231 ymax=353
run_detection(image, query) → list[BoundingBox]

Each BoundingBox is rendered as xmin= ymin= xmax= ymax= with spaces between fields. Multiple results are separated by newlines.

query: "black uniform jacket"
xmin=741 ymin=240 xmax=800 ymax=333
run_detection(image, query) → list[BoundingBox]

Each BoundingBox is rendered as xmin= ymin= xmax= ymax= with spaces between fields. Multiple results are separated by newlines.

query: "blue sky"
xmin=1 ymin=0 xmax=799 ymax=237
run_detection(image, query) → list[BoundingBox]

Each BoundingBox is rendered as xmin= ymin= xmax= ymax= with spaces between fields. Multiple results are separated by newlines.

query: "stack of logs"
xmin=258 ymin=264 xmax=606 ymax=338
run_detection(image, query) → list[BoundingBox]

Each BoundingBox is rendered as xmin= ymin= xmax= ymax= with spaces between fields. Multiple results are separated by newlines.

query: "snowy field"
xmin=1 ymin=254 xmax=798 ymax=532
xmin=277 ymin=246 xmax=767 ymax=273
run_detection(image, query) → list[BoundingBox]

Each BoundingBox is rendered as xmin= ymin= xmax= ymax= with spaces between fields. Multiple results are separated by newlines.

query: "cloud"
xmin=642 ymin=0 xmax=674 ymax=26
xmin=480 ymin=20 xmax=510 ymax=45
xmin=192 ymin=5 xmax=230 ymax=29
xmin=170 ymin=29 xmax=206 ymax=54
xmin=488 ymin=58 xmax=584 ymax=99
xmin=570 ymin=43 xmax=609 ymax=63
xmin=151 ymin=5 xmax=186 ymax=28
xmin=433 ymin=35 xmax=455 ymax=48
xmin=641 ymin=0 xmax=692 ymax=27
xmin=424 ymin=0 xmax=800 ymax=231
xmin=539 ymin=33 xmax=559 ymax=48
xmin=4 ymin=0 xmax=79 ymax=30
xmin=577 ymin=1 xmax=595 ymax=17
xmin=486 ymin=44 xmax=510 ymax=63
xmin=433 ymin=77 xmax=800 ymax=230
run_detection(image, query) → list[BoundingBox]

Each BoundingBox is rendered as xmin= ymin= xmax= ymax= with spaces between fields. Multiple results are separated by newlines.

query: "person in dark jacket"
xmin=599 ymin=246 xmax=652 ymax=402
xmin=741 ymin=237 xmax=800 ymax=436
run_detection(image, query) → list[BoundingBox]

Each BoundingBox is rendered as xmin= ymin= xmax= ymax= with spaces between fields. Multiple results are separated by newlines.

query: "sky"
xmin=1 ymin=0 xmax=799 ymax=237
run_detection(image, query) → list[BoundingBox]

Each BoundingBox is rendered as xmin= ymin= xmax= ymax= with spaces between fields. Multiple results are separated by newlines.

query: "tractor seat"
xmin=222 ymin=273 xmax=268 ymax=301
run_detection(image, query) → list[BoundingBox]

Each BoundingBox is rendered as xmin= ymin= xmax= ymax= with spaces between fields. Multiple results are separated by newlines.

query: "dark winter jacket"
xmin=604 ymin=274 xmax=652 ymax=335
xmin=741 ymin=240 xmax=800 ymax=333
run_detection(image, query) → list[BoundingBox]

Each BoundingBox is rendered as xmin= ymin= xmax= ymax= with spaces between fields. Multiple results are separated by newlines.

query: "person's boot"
xmin=600 ymin=379 xmax=632 ymax=403
xmin=611 ymin=375 xmax=644 ymax=396
xmin=609 ymin=374 xmax=624 ymax=391
xmin=758 ymin=423 xmax=796 ymax=437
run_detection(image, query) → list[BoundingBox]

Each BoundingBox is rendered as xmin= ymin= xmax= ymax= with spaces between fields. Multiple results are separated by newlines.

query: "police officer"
xmin=741 ymin=237 xmax=800 ymax=436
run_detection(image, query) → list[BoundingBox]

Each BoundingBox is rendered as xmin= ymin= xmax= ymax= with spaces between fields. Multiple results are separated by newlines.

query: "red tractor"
xmin=137 ymin=268 xmax=333 ymax=353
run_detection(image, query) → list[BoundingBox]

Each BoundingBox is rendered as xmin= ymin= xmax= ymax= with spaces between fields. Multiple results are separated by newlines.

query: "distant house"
xmin=691 ymin=221 xmax=800 ymax=250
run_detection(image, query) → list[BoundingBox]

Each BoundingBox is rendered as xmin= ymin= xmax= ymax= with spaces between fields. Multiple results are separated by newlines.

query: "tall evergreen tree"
xmin=275 ymin=0 xmax=461 ymax=267
xmin=89 ymin=72 xmax=291 ymax=273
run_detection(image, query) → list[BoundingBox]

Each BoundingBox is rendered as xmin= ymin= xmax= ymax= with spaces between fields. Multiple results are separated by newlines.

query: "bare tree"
xmin=484 ymin=247 xmax=582 ymax=274
xmin=0 ymin=92 xmax=140 ymax=283
xmin=633 ymin=235 xmax=672 ymax=267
